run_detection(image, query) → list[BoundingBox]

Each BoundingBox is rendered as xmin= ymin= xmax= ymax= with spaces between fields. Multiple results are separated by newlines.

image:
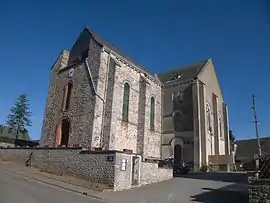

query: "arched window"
xmin=206 ymin=103 xmax=212 ymax=133
xmin=63 ymin=82 xmax=73 ymax=111
xmin=218 ymin=112 xmax=223 ymax=139
xmin=174 ymin=111 xmax=183 ymax=132
xmin=122 ymin=83 xmax=130 ymax=121
xmin=65 ymin=82 xmax=72 ymax=110
xmin=60 ymin=118 xmax=70 ymax=147
xmin=177 ymin=91 xmax=184 ymax=103
xmin=150 ymin=97 xmax=155 ymax=130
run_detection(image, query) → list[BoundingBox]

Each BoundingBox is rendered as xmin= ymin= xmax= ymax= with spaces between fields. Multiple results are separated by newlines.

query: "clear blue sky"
xmin=0 ymin=0 xmax=269 ymax=140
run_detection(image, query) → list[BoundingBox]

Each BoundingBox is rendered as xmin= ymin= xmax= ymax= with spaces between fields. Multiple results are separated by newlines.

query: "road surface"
xmin=0 ymin=165 xmax=248 ymax=203
xmin=102 ymin=174 xmax=248 ymax=203
xmin=0 ymin=168 xmax=105 ymax=203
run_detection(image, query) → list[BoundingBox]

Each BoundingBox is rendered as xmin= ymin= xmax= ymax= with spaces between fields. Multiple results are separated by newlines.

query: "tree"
xmin=0 ymin=125 xmax=4 ymax=135
xmin=6 ymin=94 xmax=32 ymax=139
xmin=229 ymin=129 xmax=236 ymax=143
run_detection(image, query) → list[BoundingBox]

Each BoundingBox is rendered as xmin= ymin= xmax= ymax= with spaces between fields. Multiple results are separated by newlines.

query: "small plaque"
xmin=107 ymin=155 xmax=114 ymax=162
xmin=121 ymin=159 xmax=127 ymax=171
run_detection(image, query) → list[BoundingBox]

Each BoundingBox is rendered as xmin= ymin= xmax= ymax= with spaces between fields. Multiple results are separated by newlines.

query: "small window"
xmin=174 ymin=112 xmax=183 ymax=131
xmin=206 ymin=104 xmax=212 ymax=133
xmin=62 ymin=82 xmax=73 ymax=111
xmin=172 ymin=92 xmax=176 ymax=102
xmin=122 ymin=83 xmax=130 ymax=121
xmin=177 ymin=91 xmax=184 ymax=103
xmin=121 ymin=159 xmax=127 ymax=171
xmin=219 ymin=114 xmax=223 ymax=139
xmin=150 ymin=97 xmax=155 ymax=130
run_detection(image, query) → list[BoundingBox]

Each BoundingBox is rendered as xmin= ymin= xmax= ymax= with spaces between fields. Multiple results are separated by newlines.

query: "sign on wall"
xmin=107 ymin=155 xmax=114 ymax=162
xmin=121 ymin=159 xmax=127 ymax=171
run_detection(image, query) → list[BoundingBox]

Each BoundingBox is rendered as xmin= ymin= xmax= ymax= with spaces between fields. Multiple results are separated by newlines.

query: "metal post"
xmin=252 ymin=94 xmax=262 ymax=157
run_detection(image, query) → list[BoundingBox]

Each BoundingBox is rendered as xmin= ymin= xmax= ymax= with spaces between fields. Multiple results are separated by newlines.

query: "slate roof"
xmin=235 ymin=137 xmax=270 ymax=161
xmin=157 ymin=59 xmax=209 ymax=83
xmin=84 ymin=28 xmax=155 ymax=77
xmin=0 ymin=125 xmax=31 ymax=141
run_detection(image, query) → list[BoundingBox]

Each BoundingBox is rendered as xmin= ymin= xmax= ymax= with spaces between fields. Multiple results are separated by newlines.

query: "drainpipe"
xmin=100 ymin=50 xmax=111 ymax=149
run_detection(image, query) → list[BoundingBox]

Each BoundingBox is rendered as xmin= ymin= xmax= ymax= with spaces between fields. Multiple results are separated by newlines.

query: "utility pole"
xmin=252 ymin=94 xmax=262 ymax=157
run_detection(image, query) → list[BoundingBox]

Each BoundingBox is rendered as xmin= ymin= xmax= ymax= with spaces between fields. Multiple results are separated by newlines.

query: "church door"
xmin=60 ymin=119 xmax=70 ymax=147
xmin=174 ymin=144 xmax=182 ymax=165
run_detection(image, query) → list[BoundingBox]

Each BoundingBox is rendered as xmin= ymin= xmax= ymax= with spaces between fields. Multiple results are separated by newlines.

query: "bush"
xmin=200 ymin=165 xmax=208 ymax=172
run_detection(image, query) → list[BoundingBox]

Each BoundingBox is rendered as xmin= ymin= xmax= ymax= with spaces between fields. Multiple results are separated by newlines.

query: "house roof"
xmin=235 ymin=137 xmax=270 ymax=160
xmin=0 ymin=125 xmax=31 ymax=141
xmin=84 ymin=27 xmax=155 ymax=77
xmin=157 ymin=59 xmax=209 ymax=83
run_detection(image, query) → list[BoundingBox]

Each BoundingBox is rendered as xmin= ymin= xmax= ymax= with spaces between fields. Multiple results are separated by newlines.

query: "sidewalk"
xmin=0 ymin=160 xmax=106 ymax=200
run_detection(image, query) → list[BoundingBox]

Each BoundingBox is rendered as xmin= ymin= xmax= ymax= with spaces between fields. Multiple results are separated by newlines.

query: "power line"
xmin=254 ymin=95 xmax=270 ymax=103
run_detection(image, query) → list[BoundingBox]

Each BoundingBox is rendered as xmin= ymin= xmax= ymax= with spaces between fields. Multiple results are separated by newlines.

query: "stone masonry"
xmin=0 ymin=148 xmax=172 ymax=191
xmin=249 ymin=179 xmax=270 ymax=203
xmin=0 ymin=148 xmax=115 ymax=186
xmin=40 ymin=37 xmax=103 ymax=148
xmin=40 ymin=28 xmax=163 ymax=160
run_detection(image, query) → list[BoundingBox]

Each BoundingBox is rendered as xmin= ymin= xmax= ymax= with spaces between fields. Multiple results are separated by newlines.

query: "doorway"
xmin=131 ymin=156 xmax=140 ymax=185
xmin=174 ymin=144 xmax=182 ymax=165
xmin=60 ymin=118 xmax=70 ymax=147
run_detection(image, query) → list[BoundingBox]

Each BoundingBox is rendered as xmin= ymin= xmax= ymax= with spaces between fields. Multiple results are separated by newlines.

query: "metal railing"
xmin=259 ymin=156 xmax=270 ymax=179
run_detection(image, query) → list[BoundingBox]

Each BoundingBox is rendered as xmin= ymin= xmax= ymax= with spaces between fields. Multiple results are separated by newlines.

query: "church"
xmin=40 ymin=27 xmax=233 ymax=171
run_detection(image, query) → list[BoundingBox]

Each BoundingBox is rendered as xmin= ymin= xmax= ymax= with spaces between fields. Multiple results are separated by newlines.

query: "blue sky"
xmin=0 ymin=0 xmax=269 ymax=140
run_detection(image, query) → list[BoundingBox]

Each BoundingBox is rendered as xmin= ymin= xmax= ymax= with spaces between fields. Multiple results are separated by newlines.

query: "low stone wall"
xmin=249 ymin=179 xmax=270 ymax=203
xmin=0 ymin=148 xmax=173 ymax=191
xmin=0 ymin=148 xmax=115 ymax=186
xmin=140 ymin=161 xmax=173 ymax=185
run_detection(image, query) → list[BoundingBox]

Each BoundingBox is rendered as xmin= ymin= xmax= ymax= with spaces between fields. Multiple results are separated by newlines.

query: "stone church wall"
xmin=99 ymin=51 xmax=142 ymax=153
xmin=143 ymin=79 xmax=162 ymax=159
xmin=100 ymin=50 xmax=162 ymax=159
xmin=40 ymin=37 xmax=103 ymax=149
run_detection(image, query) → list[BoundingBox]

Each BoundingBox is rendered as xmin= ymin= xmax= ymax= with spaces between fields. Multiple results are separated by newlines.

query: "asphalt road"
xmin=0 ymin=169 xmax=105 ymax=203
xmin=0 ymin=165 xmax=248 ymax=203
xmin=103 ymin=175 xmax=248 ymax=203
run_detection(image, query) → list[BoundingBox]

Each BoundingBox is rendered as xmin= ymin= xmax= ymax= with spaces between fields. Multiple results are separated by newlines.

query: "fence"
xmin=259 ymin=156 xmax=270 ymax=179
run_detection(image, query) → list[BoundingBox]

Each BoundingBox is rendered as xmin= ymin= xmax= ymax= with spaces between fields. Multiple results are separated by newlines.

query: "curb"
xmin=2 ymin=168 xmax=105 ymax=201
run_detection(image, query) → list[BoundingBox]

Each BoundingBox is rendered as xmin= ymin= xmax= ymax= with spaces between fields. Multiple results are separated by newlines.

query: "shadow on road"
xmin=190 ymin=184 xmax=248 ymax=203
xmin=175 ymin=172 xmax=248 ymax=183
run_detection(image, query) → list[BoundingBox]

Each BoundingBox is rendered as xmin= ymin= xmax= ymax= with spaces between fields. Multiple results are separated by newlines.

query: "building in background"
xmin=235 ymin=137 xmax=270 ymax=170
xmin=159 ymin=59 xmax=232 ymax=171
xmin=0 ymin=125 xmax=31 ymax=141
xmin=0 ymin=125 xmax=39 ymax=147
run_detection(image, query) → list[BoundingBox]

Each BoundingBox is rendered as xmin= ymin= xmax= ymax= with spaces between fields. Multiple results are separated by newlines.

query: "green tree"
xmin=229 ymin=129 xmax=235 ymax=143
xmin=6 ymin=94 xmax=32 ymax=139
xmin=0 ymin=125 xmax=4 ymax=135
